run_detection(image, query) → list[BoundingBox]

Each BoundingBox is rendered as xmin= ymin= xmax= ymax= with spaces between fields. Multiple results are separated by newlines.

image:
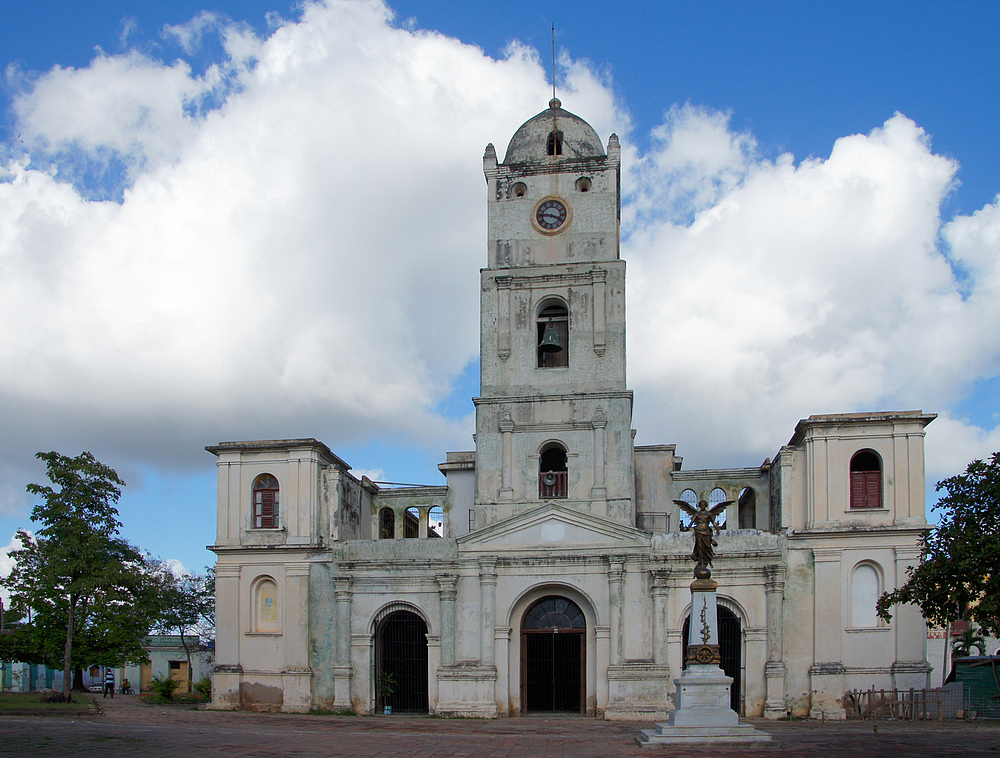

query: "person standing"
xmin=103 ymin=668 xmax=115 ymax=698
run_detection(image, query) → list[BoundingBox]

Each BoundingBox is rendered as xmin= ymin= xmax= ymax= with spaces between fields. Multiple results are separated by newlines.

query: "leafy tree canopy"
xmin=0 ymin=452 xmax=163 ymax=699
xmin=877 ymin=452 xmax=1000 ymax=638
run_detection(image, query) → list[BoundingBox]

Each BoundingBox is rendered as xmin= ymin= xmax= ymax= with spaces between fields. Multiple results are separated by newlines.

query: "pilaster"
xmin=763 ymin=564 xmax=786 ymax=718
xmin=479 ymin=557 xmax=498 ymax=666
xmin=333 ymin=574 xmax=354 ymax=709
xmin=437 ymin=574 xmax=458 ymax=667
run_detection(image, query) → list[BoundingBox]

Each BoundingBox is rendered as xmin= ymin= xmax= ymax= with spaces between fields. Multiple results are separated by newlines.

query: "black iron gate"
xmin=375 ymin=610 xmax=428 ymax=712
xmin=524 ymin=631 xmax=583 ymax=711
xmin=683 ymin=605 xmax=742 ymax=713
xmin=521 ymin=596 xmax=586 ymax=713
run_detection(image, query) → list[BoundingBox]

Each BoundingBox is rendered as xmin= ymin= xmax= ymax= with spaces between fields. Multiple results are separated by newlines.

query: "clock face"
xmin=534 ymin=198 xmax=569 ymax=232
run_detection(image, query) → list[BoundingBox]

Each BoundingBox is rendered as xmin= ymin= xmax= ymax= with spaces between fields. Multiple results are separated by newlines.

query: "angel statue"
xmin=674 ymin=499 xmax=732 ymax=570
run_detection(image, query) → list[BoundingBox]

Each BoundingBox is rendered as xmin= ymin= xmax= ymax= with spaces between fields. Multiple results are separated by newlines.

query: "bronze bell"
xmin=539 ymin=323 xmax=563 ymax=352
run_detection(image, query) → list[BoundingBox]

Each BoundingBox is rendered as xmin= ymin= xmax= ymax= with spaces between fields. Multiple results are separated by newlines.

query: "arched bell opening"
xmin=536 ymin=300 xmax=569 ymax=368
xmin=520 ymin=596 xmax=585 ymax=713
xmin=539 ymin=442 xmax=568 ymax=499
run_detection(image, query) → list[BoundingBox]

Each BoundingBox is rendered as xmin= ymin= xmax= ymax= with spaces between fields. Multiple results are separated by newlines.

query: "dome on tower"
xmin=502 ymin=98 xmax=605 ymax=164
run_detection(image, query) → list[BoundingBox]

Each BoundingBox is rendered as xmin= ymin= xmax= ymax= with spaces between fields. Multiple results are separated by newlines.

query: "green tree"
xmin=877 ymin=452 xmax=1000 ymax=639
xmin=0 ymin=452 xmax=161 ymax=701
xmin=149 ymin=562 xmax=215 ymax=692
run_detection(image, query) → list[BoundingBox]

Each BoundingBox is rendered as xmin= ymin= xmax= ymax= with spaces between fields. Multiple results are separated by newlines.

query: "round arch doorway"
xmin=520 ymin=596 xmax=586 ymax=713
xmin=682 ymin=605 xmax=742 ymax=713
xmin=375 ymin=609 xmax=428 ymax=713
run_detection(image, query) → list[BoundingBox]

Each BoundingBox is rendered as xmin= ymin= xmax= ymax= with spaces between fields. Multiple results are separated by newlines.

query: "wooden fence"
xmin=844 ymin=686 xmax=963 ymax=720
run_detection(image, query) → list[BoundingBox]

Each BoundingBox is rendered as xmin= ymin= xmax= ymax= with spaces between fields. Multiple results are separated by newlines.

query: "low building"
xmin=123 ymin=634 xmax=214 ymax=693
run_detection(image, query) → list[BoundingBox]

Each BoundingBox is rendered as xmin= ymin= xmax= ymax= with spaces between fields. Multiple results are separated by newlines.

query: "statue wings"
xmin=672 ymin=499 xmax=733 ymax=518
xmin=673 ymin=499 xmax=699 ymax=517
xmin=709 ymin=500 xmax=733 ymax=517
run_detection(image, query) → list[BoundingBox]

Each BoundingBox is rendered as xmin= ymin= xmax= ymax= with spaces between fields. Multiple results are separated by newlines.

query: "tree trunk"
xmin=63 ymin=600 xmax=74 ymax=702
xmin=180 ymin=628 xmax=194 ymax=693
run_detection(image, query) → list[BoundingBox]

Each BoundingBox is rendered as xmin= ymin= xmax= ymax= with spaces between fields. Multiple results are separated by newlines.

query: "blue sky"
xmin=2 ymin=0 xmax=999 ymax=577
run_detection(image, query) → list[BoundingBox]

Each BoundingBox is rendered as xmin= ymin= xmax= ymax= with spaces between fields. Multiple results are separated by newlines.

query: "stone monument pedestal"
xmin=638 ymin=581 xmax=771 ymax=747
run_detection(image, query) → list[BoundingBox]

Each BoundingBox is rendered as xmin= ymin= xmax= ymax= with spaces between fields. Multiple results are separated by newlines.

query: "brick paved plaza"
xmin=1 ymin=694 xmax=998 ymax=757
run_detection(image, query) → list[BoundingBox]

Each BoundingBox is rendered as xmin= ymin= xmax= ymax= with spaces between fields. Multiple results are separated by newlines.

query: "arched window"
xmin=537 ymin=300 xmax=569 ymax=368
xmin=709 ymin=487 xmax=728 ymax=529
xmin=379 ymin=507 xmax=395 ymax=539
xmin=850 ymin=563 xmax=881 ymax=627
xmin=404 ymin=507 xmax=420 ymax=538
xmin=252 ymin=474 xmax=279 ymax=529
xmin=738 ymin=487 xmax=756 ymax=529
xmin=546 ymin=130 xmax=563 ymax=156
xmin=539 ymin=442 xmax=568 ymax=499
xmin=676 ymin=489 xmax=697 ymax=530
xmin=428 ymin=505 xmax=444 ymax=538
xmin=850 ymin=451 xmax=882 ymax=509
xmin=253 ymin=577 xmax=279 ymax=633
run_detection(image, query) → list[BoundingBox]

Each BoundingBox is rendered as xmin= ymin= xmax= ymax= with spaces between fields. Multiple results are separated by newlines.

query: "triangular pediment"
xmin=458 ymin=502 xmax=649 ymax=550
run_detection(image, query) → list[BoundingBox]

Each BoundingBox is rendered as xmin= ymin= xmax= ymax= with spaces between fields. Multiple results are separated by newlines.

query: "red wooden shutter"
xmin=862 ymin=471 xmax=881 ymax=509
xmin=850 ymin=471 xmax=864 ymax=509
xmin=259 ymin=491 xmax=276 ymax=528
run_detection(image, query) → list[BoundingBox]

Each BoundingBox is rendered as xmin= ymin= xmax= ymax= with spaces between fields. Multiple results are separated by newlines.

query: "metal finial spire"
xmin=551 ymin=24 xmax=556 ymax=103
xmin=550 ymin=24 xmax=559 ymax=156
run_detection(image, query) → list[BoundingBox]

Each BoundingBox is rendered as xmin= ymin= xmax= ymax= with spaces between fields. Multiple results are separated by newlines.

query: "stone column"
xmin=479 ymin=557 xmax=497 ymax=666
xmin=500 ymin=410 xmax=514 ymax=501
xmin=650 ymin=568 xmax=671 ymax=667
xmin=333 ymin=575 xmax=354 ymax=709
xmin=763 ymin=564 xmax=786 ymax=719
xmin=592 ymin=408 xmax=608 ymax=500
xmin=607 ymin=556 xmax=625 ymax=665
xmin=437 ymin=574 xmax=458 ymax=667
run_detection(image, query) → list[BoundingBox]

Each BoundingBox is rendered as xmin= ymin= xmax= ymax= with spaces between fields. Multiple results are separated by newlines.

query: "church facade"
xmin=208 ymin=101 xmax=934 ymax=719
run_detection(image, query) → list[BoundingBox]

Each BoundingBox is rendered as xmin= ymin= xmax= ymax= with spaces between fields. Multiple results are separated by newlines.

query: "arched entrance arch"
xmin=373 ymin=604 xmax=428 ymax=713
xmin=508 ymin=585 xmax=598 ymax=716
xmin=682 ymin=603 xmax=743 ymax=713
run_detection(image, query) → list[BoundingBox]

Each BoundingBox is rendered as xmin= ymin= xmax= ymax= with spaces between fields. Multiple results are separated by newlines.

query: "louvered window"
xmin=253 ymin=474 xmax=279 ymax=528
xmin=849 ymin=452 xmax=882 ymax=509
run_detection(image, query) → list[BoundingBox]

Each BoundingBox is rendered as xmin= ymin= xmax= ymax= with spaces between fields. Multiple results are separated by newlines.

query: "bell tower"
xmin=474 ymin=98 xmax=634 ymax=527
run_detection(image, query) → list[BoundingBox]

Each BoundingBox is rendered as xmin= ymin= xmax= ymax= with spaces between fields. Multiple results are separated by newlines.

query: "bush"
xmin=149 ymin=675 xmax=181 ymax=700
xmin=194 ymin=676 xmax=212 ymax=699
xmin=39 ymin=689 xmax=68 ymax=703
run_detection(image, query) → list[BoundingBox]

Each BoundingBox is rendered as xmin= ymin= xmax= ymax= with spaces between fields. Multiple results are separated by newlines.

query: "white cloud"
xmin=626 ymin=109 xmax=1000 ymax=469
xmin=0 ymin=0 xmax=623 ymax=514
xmin=1 ymin=0 xmax=999 ymax=523
xmin=164 ymin=558 xmax=189 ymax=578
xmin=0 ymin=533 xmax=28 ymax=605
xmin=350 ymin=468 xmax=385 ymax=483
